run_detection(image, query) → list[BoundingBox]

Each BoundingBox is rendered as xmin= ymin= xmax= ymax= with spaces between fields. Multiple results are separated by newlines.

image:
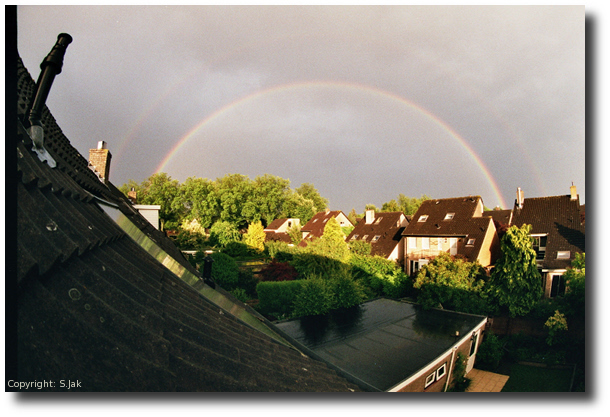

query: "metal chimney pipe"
xmin=27 ymin=33 xmax=72 ymax=167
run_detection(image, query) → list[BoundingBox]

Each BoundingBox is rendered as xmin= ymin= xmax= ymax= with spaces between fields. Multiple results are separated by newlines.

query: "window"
xmin=466 ymin=238 xmax=475 ymax=246
xmin=372 ymin=235 xmax=381 ymax=242
xmin=362 ymin=235 xmax=369 ymax=241
xmin=350 ymin=234 xmax=359 ymax=241
xmin=425 ymin=372 xmax=436 ymax=388
xmin=422 ymin=237 xmax=430 ymax=250
xmin=532 ymin=235 xmax=547 ymax=260
xmin=408 ymin=237 xmax=417 ymax=249
xmin=550 ymin=274 xmax=566 ymax=297
xmin=374 ymin=217 xmax=383 ymax=224
xmin=436 ymin=363 xmax=447 ymax=380
xmin=444 ymin=213 xmax=455 ymax=220
xmin=418 ymin=215 xmax=428 ymax=222
xmin=557 ymin=251 xmax=571 ymax=259
xmin=424 ymin=363 xmax=447 ymax=389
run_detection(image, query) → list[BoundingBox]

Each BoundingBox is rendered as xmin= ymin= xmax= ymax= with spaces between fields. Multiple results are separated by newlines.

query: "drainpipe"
xmin=444 ymin=345 xmax=458 ymax=392
xmin=26 ymin=33 xmax=73 ymax=167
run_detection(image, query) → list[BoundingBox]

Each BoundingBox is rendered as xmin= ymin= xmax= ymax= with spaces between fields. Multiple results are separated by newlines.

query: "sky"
xmin=16 ymin=4 xmax=586 ymax=213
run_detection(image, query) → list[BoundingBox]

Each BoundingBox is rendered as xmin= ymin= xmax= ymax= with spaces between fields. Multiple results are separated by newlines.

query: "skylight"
xmin=557 ymin=251 xmax=571 ymax=259
xmin=444 ymin=213 xmax=455 ymax=220
xmin=418 ymin=215 xmax=428 ymax=222
xmin=372 ymin=235 xmax=381 ymax=242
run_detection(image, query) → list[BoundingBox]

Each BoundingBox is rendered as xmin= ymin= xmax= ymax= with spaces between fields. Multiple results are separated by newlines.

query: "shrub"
xmin=243 ymin=221 xmax=266 ymax=252
xmin=348 ymin=240 xmax=371 ymax=256
xmin=229 ymin=288 xmax=249 ymax=303
xmin=331 ymin=275 xmax=366 ymax=309
xmin=291 ymin=252 xmax=351 ymax=281
xmin=222 ymin=241 xmax=251 ymax=258
xmin=264 ymin=241 xmax=294 ymax=261
xmin=260 ymin=260 xmax=299 ymax=281
xmin=292 ymin=277 xmax=334 ymax=317
xmin=475 ymin=333 xmax=504 ymax=371
xmin=209 ymin=252 xmax=240 ymax=290
xmin=256 ymin=280 xmax=304 ymax=318
xmin=237 ymin=269 xmax=259 ymax=297
xmin=350 ymin=255 xmax=410 ymax=299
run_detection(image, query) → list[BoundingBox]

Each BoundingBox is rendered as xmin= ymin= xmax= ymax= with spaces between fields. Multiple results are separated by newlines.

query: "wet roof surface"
xmin=276 ymin=298 xmax=486 ymax=391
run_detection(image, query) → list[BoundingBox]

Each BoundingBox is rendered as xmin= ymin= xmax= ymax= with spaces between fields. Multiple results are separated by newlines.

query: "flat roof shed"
xmin=275 ymin=298 xmax=487 ymax=392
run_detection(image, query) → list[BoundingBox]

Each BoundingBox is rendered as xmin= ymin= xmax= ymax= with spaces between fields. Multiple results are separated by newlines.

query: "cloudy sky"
xmin=16 ymin=5 xmax=585 ymax=213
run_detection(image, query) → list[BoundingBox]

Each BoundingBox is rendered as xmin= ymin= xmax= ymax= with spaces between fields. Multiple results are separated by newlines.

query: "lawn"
xmin=501 ymin=363 xmax=574 ymax=392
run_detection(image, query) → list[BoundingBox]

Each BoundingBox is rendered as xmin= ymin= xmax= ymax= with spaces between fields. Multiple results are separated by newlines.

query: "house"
xmin=275 ymin=298 xmax=488 ymax=392
xmin=345 ymin=210 xmax=409 ymax=261
xmin=510 ymin=186 xmax=586 ymax=298
xmin=299 ymin=209 xmax=353 ymax=246
xmin=263 ymin=218 xmax=300 ymax=244
xmin=402 ymin=196 xmax=501 ymax=276
xmin=11 ymin=43 xmax=363 ymax=392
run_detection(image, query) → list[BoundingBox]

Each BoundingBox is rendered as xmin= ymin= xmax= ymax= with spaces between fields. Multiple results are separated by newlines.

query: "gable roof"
xmin=345 ymin=212 xmax=407 ymax=258
xmin=402 ymin=196 xmax=484 ymax=237
xmin=12 ymin=52 xmax=362 ymax=392
xmin=511 ymin=194 xmax=585 ymax=269
xmin=299 ymin=210 xmax=351 ymax=246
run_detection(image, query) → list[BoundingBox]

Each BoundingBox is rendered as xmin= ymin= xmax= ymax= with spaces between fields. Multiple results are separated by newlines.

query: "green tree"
xmin=243 ymin=221 xmax=266 ymax=253
xmin=544 ymin=310 xmax=568 ymax=346
xmin=215 ymin=173 xmax=254 ymax=228
xmin=381 ymin=194 xmax=431 ymax=215
xmin=208 ymin=220 xmax=241 ymax=248
xmin=251 ymin=174 xmax=292 ymax=226
xmin=562 ymin=252 xmax=585 ymax=317
xmin=295 ymin=183 xmax=329 ymax=213
xmin=412 ymin=252 xmax=489 ymax=314
xmin=139 ymin=172 xmax=181 ymax=230
xmin=282 ymin=191 xmax=316 ymax=224
xmin=307 ymin=216 xmax=350 ymax=261
xmin=176 ymin=176 xmax=217 ymax=228
xmin=488 ymin=224 xmax=542 ymax=317
xmin=287 ymin=222 xmax=302 ymax=246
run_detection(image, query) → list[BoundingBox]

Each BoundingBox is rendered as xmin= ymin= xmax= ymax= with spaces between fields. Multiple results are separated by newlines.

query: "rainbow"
xmin=155 ymin=80 xmax=508 ymax=208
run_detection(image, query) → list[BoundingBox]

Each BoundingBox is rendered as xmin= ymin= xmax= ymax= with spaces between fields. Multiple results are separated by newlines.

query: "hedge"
xmin=256 ymin=280 xmax=304 ymax=318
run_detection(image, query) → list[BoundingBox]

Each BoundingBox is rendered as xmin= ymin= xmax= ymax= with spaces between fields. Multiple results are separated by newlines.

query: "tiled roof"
xmin=13 ymin=54 xmax=362 ymax=392
xmin=345 ymin=212 xmax=407 ymax=258
xmin=265 ymin=218 xmax=290 ymax=231
xmin=299 ymin=210 xmax=351 ymax=246
xmin=511 ymin=195 xmax=585 ymax=269
xmin=484 ymin=209 xmax=513 ymax=227
xmin=402 ymin=196 xmax=495 ymax=262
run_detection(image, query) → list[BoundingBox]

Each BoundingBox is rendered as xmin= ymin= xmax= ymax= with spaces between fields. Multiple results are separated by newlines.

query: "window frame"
xmin=444 ymin=213 xmax=455 ymax=220
xmin=418 ymin=215 xmax=429 ymax=222
xmin=436 ymin=363 xmax=447 ymax=380
xmin=424 ymin=372 xmax=436 ymax=388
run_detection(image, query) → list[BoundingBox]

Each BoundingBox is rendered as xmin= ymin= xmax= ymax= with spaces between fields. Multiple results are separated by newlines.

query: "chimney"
xmin=88 ymin=141 xmax=112 ymax=183
xmin=365 ymin=209 xmax=375 ymax=224
xmin=128 ymin=187 xmax=137 ymax=204
xmin=516 ymin=187 xmax=524 ymax=209
xmin=570 ymin=183 xmax=578 ymax=201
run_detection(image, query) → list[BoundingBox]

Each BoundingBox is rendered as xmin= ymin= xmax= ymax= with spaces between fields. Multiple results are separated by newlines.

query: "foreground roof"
xmin=12 ymin=52 xmax=361 ymax=392
xmin=276 ymin=298 xmax=487 ymax=391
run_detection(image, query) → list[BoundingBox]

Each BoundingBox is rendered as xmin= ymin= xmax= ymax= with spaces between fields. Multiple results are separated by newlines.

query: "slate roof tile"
xmin=14 ymin=52 xmax=362 ymax=391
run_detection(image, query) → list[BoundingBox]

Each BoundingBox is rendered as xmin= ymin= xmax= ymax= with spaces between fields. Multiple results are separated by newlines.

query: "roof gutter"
xmin=26 ymin=33 xmax=73 ymax=168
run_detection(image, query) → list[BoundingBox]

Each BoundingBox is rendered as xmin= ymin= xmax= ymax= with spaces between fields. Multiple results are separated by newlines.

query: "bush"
xmin=350 ymin=255 xmax=410 ymax=299
xmin=229 ymin=288 xmax=249 ymax=303
xmin=291 ymin=252 xmax=351 ymax=281
xmin=348 ymin=240 xmax=371 ymax=256
xmin=256 ymin=280 xmax=304 ymax=318
xmin=264 ymin=241 xmax=294 ymax=261
xmin=260 ymin=260 xmax=299 ymax=281
xmin=292 ymin=277 xmax=334 ymax=317
xmin=331 ymin=275 xmax=366 ymax=309
xmin=222 ymin=241 xmax=251 ymax=258
xmin=209 ymin=252 xmax=240 ymax=290
xmin=237 ymin=269 xmax=259 ymax=297
xmin=475 ymin=333 xmax=504 ymax=371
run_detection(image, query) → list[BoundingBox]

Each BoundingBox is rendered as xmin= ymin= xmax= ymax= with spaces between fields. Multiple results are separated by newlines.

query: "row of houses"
xmin=266 ymin=186 xmax=586 ymax=299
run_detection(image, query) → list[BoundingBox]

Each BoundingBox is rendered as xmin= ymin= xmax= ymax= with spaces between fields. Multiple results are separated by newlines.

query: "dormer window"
xmin=444 ymin=213 xmax=455 ymax=220
xmin=532 ymin=235 xmax=548 ymax=260
xmin=418 ymin=215 xmax=428 ymax=222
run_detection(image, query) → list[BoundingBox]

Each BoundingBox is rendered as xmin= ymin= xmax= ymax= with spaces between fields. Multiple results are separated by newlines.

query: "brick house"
xmin=345 ymin=210 xmax=409 ymax=262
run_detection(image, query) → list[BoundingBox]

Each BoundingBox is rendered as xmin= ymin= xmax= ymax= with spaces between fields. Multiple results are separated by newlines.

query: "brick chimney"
xmin=88 ymin=141 xmax=112 ymax=183
xmin=128 ymin=187 xmax=137 ymax=204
